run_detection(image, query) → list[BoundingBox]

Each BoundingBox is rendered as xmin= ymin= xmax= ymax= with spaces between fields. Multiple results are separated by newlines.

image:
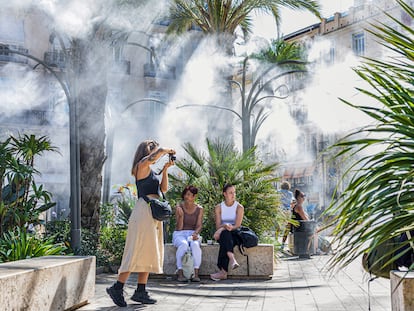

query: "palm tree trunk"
xmin=72 ymin=38 xmax=109 ymax=234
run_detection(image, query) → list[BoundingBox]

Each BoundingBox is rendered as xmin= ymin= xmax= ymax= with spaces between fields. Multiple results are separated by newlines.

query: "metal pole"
xmin=69 ymin=96 xmax=81 ymax=253
xmin=102 ymin=126 xmax=114 ymax=203
xmin=0 ymin=44 xmax=82 ymax=252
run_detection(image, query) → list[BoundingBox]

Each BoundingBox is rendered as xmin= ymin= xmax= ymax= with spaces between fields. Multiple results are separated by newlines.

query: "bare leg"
xmin=227 ymin=251 xmax=239 ymax=269
xmin=118 ymin=271 xmax=131 ymax=283
xmin=138 ymin=272 xmax=149 ymax=284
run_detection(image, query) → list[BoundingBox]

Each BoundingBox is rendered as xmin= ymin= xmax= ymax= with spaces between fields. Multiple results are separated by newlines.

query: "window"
xmin=352 ymin=33 xmax=365 ymax=56
xmin=113 ymin=44 xmax=122 ymax=62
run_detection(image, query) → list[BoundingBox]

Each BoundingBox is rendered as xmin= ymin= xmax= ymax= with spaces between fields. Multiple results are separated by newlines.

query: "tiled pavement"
xmin=77 ymin=254 xmax=391 ymax=311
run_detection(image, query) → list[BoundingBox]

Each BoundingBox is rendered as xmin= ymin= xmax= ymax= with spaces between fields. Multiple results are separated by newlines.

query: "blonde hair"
xmin=281 ymin=181 xmax=291 ymax=190
xmin=131 ymin=140 xmax=159 ymax=176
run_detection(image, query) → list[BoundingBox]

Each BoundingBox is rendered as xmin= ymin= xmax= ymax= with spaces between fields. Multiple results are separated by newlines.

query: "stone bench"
xmin=390 ymin=270 xmax=414 ymax=311
xmin=162 ymin=243 xmax=274 ymax=279
xmin=0 ymin=255 xmax=95 ymax=311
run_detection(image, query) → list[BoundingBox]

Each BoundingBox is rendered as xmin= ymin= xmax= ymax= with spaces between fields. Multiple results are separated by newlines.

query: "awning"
xmin=283 ymin=163 xmax=315 ymax=179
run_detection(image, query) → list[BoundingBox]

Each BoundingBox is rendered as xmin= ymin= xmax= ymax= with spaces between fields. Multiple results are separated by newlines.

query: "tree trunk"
xmin=72 ymin=38 xmax=109 ymax=234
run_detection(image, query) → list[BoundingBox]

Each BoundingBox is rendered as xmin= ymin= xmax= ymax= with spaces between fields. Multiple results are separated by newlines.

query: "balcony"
xmin=44 ymin=51 xmax=66 ymax=69
xmin=0 ymin=44 xmax=28 ymax=64
xmin=0 ymin=110 xmax=55 ymax=126
xmin=143 ymin=63 xmax=176 ymax=80
xmin=110 ymin=59 xmax=131 ymax=75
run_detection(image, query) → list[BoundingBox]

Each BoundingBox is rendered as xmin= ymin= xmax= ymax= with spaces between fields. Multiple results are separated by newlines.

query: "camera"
xmin=169 ymin=153 xmax=176 ymax=161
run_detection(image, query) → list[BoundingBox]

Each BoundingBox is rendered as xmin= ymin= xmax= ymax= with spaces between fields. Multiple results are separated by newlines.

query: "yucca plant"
xmin=326 ymin=0 xmax=414 ymax=272
xmin=0 ymin=134 xmax=58 ymax=235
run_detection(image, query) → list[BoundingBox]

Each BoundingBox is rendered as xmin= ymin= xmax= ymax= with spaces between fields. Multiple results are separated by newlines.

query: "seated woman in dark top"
xmin=292 ymin=189 xmax=309 ymax=224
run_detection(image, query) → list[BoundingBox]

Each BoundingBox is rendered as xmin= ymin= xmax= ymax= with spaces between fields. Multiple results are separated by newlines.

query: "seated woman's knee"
xmin=220 ymin=229 xmax=232 ymax=240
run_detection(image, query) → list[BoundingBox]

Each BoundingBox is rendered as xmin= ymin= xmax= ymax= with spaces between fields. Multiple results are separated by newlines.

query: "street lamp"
xmin=0 ymin=43 xmax=82 ymax=253
xmin=177 ymin=57 xmax=307 ymax=153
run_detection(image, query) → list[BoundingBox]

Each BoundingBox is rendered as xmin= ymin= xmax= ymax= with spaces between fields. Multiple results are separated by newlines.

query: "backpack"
xmin=181 ymin=248 xmax=194 ymax=280
xmin=395 ymin=230 xmax=414 ymax=269
xmin=362 ymin=236 xmax=399 ymax=279
xmin=236 ymin=226 xmax=259 ymax=252
xmin=318 ymin=236 xmax=332 ymax=254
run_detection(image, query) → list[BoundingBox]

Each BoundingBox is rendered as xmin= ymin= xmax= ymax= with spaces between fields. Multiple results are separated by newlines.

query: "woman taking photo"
xmin=106 ymin=140 xmax=175 ymax=307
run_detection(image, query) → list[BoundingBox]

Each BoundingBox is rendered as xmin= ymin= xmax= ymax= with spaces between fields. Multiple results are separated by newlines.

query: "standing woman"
xmin=106 ymin=140 xmax=175 ymax=307
xmin=210 ymin=183 xmax=244 ymax=281
xmin=173 ymin=185 xmax=203 ymax=282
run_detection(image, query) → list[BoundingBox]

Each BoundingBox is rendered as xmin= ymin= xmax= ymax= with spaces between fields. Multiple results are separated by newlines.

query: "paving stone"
xmin=77 ymin=255 xmax=391 ymax=311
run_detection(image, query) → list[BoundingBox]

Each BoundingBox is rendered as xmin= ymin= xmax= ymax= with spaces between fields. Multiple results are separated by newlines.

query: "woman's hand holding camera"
xmin=160 ymin=148 xmax=176 ymax=172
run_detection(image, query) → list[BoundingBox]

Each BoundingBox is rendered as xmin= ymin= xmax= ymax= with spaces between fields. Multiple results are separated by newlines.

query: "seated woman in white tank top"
xmin=210 ymin=184 xmax=244 ymax=281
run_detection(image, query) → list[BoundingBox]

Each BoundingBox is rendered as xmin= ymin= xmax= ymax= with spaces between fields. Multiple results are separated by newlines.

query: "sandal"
xmin=230 ymin=260 xmax=240 ymax=270
xmin=191 ymin=276 xmax=201 ymax=282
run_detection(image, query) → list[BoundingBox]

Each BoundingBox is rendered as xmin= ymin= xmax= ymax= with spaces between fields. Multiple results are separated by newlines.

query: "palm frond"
xmin=326 ymin=0 xmax=414 ymax=273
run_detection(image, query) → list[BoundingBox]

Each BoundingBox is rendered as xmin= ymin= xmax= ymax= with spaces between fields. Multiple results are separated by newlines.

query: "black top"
xmin=291 ymin=206 xmax=306 ymax=232
xmin=136 ymin=170 xmax=160 ymax=198
xmin=292 ymin=207 xmax=305 ymax=221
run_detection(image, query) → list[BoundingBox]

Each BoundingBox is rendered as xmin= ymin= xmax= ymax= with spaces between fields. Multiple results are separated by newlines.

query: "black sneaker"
xmin=131 ymin=290 xmax=157 ymax=304
xmin=106 ymin=285 xmax=127 ymax=307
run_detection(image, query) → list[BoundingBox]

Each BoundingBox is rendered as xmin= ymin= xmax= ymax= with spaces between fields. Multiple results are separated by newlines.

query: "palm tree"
xmin=234 ymin=38 xmax=308 ymax=152
xmin=168 ymin=1 xmax=318 ymax=149
xmin=175 ymin=39 xmax=308 ymax=153
xmin=325 ymin=0 xmax=414 ymax=272
xmin=167 ymin=0 xmax=321 ymax=53
xmin=49 ymin=0 xmax=159 ymax=237
xmin=253 ymin=38 xmax=307 ymax=63
xmin=168 ymin=138 xmax=282 ymax=240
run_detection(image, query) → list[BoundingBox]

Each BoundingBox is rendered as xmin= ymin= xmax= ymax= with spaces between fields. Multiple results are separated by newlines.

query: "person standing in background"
xmin=278 ymin=181 xmax=294 ymax=250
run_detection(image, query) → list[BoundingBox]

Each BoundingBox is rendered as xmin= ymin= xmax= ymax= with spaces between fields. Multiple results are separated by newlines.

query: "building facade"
xmin=280 ymin=0 xmax=413 ymax=215
xmin=0 ymin=5 xmax=198 ymax=218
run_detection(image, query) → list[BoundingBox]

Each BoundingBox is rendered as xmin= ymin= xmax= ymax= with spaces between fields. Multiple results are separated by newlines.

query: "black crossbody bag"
xmin=143 ymin=191 xmax=172 ymax=221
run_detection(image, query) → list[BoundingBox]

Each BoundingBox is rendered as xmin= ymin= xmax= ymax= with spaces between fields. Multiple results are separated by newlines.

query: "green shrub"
xmin=45 ymin=219 xmax=71 ymax=247
xmin=100 ymin=226 xmax=127 ymax=265
xmin=76 ymin=228 xmax=110 ymax=267
xmin=0 ymin=228 xmax=67 ymax=263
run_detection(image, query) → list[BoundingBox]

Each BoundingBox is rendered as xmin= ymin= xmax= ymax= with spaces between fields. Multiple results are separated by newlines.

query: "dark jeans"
xmin=217 ymin=230 xmax=239 ymax=272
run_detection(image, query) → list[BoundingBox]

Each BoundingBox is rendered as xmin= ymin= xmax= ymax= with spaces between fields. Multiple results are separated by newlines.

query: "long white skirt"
xmin=118 ymin=197 xmax=164 ymax=274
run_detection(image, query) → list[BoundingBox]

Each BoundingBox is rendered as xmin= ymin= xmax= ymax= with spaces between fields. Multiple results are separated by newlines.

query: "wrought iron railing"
xmin=0 ymin=44 xmax=28 ymax=64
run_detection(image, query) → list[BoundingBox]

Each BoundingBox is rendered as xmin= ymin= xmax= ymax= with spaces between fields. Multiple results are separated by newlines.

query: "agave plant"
xmin=326 ymin=0 xmax=414 ymax=271
xmin=168 ymin=138 xmax=282 ymax=241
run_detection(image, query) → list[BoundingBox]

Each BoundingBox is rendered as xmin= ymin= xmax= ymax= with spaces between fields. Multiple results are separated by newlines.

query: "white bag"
xmin=181 ymin=248 xmax=194 ymax=280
